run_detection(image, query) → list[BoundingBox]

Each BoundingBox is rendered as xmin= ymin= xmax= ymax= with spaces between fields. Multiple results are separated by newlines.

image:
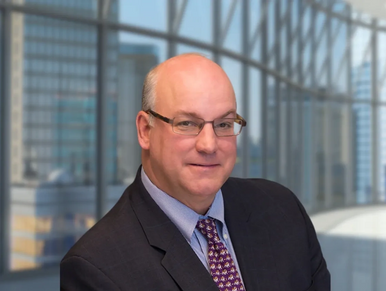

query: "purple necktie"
xmin=196 ymin=218 xmax=245 ymax=291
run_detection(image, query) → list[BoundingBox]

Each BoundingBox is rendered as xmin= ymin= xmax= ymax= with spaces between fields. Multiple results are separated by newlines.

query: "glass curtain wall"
xmin=0 ymin=0 xmax=385 ymax=289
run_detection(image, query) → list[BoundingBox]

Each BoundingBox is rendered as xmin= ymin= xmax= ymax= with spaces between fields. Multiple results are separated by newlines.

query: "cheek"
xmin=221 ymin=138 xmax=237 ymax=154
xmin=170 ymin=136 xmax=196 ymax=154
xmin=222 ymin=141 xmax=237 ymax=168
xmin=155 ymin=135 xmax=193 ymax=163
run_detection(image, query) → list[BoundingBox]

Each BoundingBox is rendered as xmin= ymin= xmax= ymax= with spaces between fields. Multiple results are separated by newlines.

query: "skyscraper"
xmin=116 ymin=43 xmax=158 ymax=183
xmin=10 ymin=0 xmax=119 ymax=185
xmin=9 ymin=0 xmax=120 ymax=270
xmin=352 ymin=62 xmax=372 ymax=203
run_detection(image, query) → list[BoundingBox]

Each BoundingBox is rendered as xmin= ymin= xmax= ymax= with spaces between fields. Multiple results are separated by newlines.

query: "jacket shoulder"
xmin=61 ymin=180 xmax=145 ymax=262
xmin=224 ymin=177 xmax=299 ymax=204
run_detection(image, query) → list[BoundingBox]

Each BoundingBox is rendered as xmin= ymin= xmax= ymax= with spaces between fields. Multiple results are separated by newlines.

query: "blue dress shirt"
xmin=141 ymin=168 xmax=245 ymax=285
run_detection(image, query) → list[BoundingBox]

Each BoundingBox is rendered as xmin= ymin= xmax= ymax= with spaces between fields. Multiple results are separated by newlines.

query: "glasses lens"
xmin=214 ymin=118 xmax=241 ymax=136
xmin=173 ymin=116 xmax=203 ymax=135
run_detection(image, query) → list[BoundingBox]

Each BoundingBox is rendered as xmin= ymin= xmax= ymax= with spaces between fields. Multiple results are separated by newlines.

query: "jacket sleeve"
xmin=60 ymin=256 xmax=121 ymax=291
xmin=295 ymin=196 xmax=331 ymax=291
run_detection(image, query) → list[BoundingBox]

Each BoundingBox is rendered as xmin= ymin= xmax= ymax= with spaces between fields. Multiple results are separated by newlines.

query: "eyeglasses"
xmin=146 ymin=110 xmax=247 ymax=137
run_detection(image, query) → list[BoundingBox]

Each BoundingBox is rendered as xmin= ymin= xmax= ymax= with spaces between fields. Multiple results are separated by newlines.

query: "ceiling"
xmin=344 ymin=0 xmax=386 ymax=20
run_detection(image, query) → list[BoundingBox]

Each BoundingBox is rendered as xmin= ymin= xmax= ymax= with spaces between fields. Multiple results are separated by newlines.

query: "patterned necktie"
xmin=196 ymin=218 xmax=245 ymax=291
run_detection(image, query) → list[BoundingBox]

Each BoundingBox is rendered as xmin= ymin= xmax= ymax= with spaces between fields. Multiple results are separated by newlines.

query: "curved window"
xmin=0 ymin=1 xmax=386 ymax=291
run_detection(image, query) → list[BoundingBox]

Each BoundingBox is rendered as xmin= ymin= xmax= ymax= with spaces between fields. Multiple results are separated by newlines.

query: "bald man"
xmin=60 ymin=54 xmax=330 ymax=291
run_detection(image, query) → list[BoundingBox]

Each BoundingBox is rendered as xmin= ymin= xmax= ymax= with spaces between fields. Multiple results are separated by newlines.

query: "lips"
xmin=190 ymin=163 xmax=219 ymax=167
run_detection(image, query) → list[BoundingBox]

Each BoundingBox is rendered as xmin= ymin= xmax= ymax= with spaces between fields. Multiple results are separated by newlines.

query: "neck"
xmin=189 ymin=203 xmax=211 ymax=215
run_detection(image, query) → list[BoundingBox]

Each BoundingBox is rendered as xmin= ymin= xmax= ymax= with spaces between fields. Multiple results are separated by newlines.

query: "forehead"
xmin=155 ymin=57 xmax=236 ymax=116
xmin=174 ymin=109 xmax=237 ymax=119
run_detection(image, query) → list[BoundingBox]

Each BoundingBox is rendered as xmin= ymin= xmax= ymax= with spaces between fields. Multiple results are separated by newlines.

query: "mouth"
xmin=189 ymin=164 xmax=220 ymax=167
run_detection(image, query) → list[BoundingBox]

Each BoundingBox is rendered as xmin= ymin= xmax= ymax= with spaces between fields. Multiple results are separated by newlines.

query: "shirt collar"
xmin=141 ymin=167 xmax=225 ymax=243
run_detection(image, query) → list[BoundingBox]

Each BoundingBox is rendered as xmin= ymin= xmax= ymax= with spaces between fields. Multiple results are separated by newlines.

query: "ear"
xmin=136 ymin=111 xmax=151 ymax=150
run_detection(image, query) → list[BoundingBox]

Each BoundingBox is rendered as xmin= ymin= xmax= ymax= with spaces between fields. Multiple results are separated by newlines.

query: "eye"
xmin=215 ymin=121 xmax=233 ymax=129
xmin=176 ymin=120 xmax=197 ymax=127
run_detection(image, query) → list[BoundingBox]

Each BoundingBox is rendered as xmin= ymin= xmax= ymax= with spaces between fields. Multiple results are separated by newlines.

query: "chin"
xmin=188 ymin=181 xmax=224 ymax=197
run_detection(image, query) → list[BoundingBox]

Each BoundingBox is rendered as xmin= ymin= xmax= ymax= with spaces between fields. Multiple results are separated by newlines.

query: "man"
xmin=60 ymin=53 xmax=330 ymax=290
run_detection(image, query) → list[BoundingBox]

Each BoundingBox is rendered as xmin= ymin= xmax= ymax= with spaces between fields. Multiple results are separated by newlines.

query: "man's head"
xmin=136 ymin=53 xmax=241 ymax=214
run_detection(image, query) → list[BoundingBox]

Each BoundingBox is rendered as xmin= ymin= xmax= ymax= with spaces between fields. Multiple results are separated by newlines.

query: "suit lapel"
xmin=161 ymin=234 xmax=219 ymax=291
xmin=130 ymin=171 xmax=218 ymax=291
xmin=222 ymin=179 xmax=281 ymax=291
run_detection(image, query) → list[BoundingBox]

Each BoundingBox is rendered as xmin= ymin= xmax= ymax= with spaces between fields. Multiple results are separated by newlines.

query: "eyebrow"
xmin=175 ymin=110 xmax=237 ymax=119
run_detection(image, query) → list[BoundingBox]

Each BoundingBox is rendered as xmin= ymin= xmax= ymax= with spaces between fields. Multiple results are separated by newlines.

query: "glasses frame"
xmin=145 ymin=109 xmax=247 ymax=137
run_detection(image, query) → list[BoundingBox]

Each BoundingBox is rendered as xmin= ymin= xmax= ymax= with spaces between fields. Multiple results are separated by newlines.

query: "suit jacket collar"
xmin=130 ymin=168 xmax=219 ymax=291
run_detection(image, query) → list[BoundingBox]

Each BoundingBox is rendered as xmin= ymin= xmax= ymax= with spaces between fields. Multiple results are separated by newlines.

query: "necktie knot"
xmin=196 ymin=218 xmax=221 ymax=244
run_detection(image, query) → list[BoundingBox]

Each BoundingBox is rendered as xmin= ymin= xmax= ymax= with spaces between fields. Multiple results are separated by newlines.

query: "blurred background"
xmin=0 ymin=0 xmax=385 ymax=290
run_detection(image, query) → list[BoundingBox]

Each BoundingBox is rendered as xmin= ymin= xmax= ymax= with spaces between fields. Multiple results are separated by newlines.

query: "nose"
xmin=195 ymin=123 xmax=218 ymax=154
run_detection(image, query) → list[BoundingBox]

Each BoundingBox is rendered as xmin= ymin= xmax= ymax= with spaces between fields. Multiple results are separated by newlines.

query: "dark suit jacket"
xmin=60 ymin=168 xmax=330 ymax=291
